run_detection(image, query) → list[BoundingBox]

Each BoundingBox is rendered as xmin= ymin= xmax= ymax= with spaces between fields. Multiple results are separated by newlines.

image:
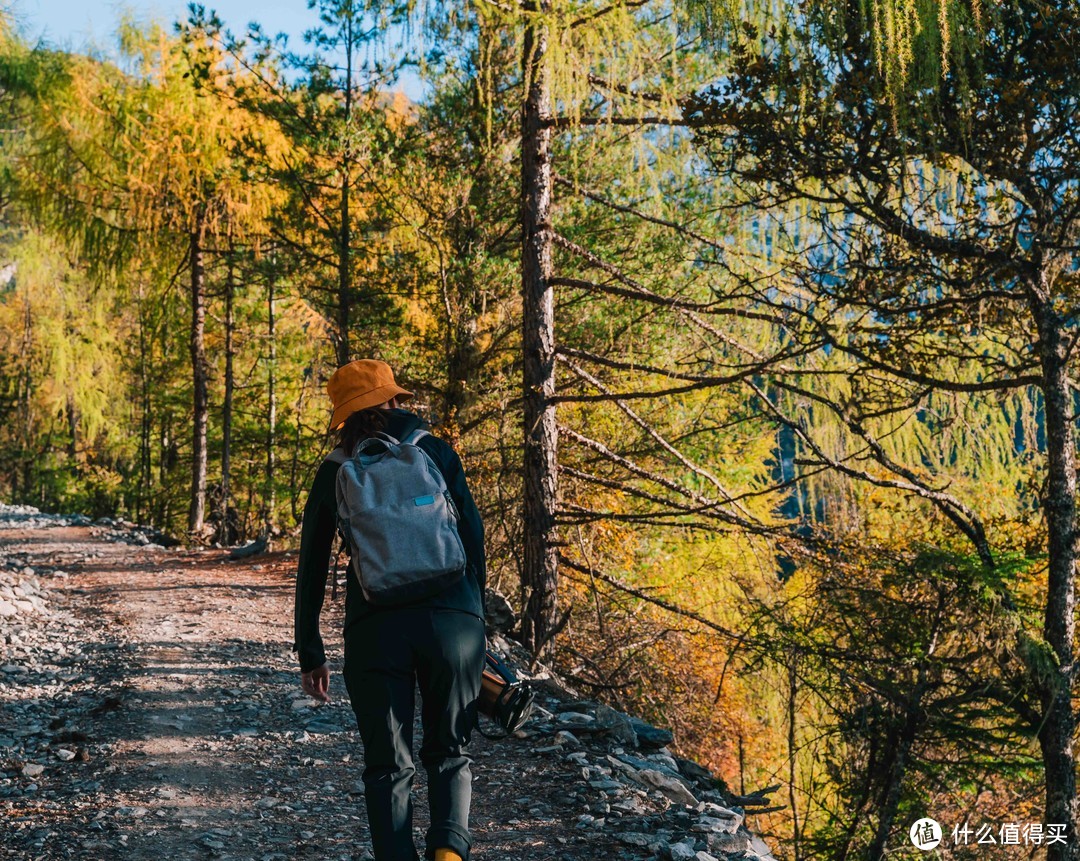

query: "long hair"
xmin=338 ymin=408 xmax=390 ymax=456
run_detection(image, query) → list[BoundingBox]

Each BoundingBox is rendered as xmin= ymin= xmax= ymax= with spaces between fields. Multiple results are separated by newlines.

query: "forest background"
xmin=0 ymin=1 xmax=1078 ymax=858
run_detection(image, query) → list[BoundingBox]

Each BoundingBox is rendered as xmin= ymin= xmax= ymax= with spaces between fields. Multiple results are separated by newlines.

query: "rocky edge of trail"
xmin=0 ymin=503 xmax=780 ymax=861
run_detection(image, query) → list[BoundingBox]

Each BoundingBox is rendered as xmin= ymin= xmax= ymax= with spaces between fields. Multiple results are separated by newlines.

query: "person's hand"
xmin=301 ymin=663 xmax=330 ymax=703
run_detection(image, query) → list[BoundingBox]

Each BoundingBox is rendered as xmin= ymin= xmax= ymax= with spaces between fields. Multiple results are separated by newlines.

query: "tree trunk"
xmin=1032 ymin=274 xmax=1079 ymax=861
xmin=65 ymin=393 xmax=78 ymax=460
xmin=441 ymin=154 xmax=492 ymax=432
xmin=336 ymin=173 xmax=351 ymax=367
xmin=335 ymin=16 xmax=354 ymax=369
xmin=188 ymin=214 xmax=209 ymax=535
xmin=136 ymin=285 xmax=152 ymax=524
xmin=290 ymin=371 xmax=309 ymax=524
xmin=158 ymin=422 xmax=169 ymax=526
xmin=220 ymin=245 xmax=236 ymax=543
xmin=520 ymin=0 xmax=559 ymax=658
xmin=19 ymin=293 xmax=32 ymax=500
xmin=265 ymin=263 xmax=277 ymax=537
xmin=866 ymin=684 xmax=926 ymax=860
xmin=787 ymin=660 xmax=801 ymax=861
xmin=441 ymin=278 xmax=481 ymax=436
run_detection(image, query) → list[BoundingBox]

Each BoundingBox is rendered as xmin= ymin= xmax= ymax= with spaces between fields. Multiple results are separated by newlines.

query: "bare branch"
xmin=549 ymin=115 xmax=702 ymax=128
xmin=562 ymin=357 xmax=757 ymax=520
xmin=554 ymin=174 xmax=726 ymax=252
xmin=559 ymin=555 xmax=744 ymax=642
xmin=744 ymin=377 xmax=995 ymax=567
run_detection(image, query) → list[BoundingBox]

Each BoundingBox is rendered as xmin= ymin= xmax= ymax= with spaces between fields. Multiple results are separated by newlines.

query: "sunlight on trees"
xmin=1 ymin=1 xmax=1076 ymax=857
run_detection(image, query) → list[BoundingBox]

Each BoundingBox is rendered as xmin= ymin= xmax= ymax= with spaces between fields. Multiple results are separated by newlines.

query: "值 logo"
xmin=910 ymin=818 xmax=943 ymax=850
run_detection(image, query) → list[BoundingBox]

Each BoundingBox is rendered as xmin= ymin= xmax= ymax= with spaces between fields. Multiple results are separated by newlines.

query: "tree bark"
xmin=520 ymin=0 xmax=559 ymax=658
xmin=220 ymin=244 xmax=235 ymax=543
xmin=787 ymin=660 xmax=801 ymax=861
xmin=136 ymin=285 xmax=152 ymax=524
xmin=335 ymin=14 xmax=354 ymax=369
xmin=1031 ymin=270 xmax=1079 ymax=861
xmin=19 ymin=292 xmax=32 ymax=500
xmin=866 ymin=683 xmax=926 ymax=860
xmin=265 ymin=263 xmax=277 ymax=538
xmin=290 ymin=371 xmax=310 ymax=524
xmin=336 ymin=168 xmax=351 ymax=366
xmin=868 ymin=594 xmax=940 ymax=858
xmin=158 ymin=421 xmax=169 ymax=525
xmin=65 ymin=393 xmax=78 ymax=460
xmin=188 ymin=212 xmax=209 ymax=535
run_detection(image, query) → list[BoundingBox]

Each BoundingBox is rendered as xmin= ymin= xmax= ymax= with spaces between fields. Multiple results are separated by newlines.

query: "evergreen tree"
xmin=688 ymin=0 xmax=1080 ymax=853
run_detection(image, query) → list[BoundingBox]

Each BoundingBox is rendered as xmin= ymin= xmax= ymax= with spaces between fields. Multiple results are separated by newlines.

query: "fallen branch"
xmin=742 ymin=805 xmax=787 ymax=816
xmin=730 ymin=783 xmax=782 ymax=807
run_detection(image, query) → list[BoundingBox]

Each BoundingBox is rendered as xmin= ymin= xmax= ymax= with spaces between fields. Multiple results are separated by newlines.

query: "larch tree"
xmin=1 ymin=21 xmax=286 ymax=535
xmin=407 ymin=0 xmax=745 ymax=657
xmin=685 ymin=0 xmax=1080 ymax=853
xmin=205 ymin=0 xmax=412 ymax=378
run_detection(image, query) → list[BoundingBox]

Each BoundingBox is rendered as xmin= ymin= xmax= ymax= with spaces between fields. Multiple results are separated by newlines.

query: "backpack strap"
xmin=324 ymin=447 xmax=350 ymax=600
xmin=402 ymin=429 xmax=430 ymax=446
xmin=347 ymin=429 xmax=430 ymax=463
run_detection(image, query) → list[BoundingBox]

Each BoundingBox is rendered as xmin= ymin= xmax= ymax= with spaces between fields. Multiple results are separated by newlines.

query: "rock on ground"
xmin=0 ymin=504 xmax=779 ymax=861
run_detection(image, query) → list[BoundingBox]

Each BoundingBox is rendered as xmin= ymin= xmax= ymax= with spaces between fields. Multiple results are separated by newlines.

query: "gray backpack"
xmin=330 ymin=429 xmax=467 ymax=605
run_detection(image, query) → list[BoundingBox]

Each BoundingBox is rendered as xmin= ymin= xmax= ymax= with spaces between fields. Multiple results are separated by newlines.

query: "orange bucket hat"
xmin=327 ymin=360 xmax=413 ymax=432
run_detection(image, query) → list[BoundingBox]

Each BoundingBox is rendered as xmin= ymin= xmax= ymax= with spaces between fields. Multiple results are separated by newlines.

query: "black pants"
xmin=344 ymin=608 xmax=485 ymax=861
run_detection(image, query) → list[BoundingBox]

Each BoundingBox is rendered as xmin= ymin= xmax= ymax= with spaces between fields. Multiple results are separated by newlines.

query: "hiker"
xmin=293 ymin=359 xmax=487 ymax=861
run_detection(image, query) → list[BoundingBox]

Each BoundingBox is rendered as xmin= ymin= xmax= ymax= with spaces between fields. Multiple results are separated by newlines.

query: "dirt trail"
xmin=0 ymin=523 xmax=631 ymax=861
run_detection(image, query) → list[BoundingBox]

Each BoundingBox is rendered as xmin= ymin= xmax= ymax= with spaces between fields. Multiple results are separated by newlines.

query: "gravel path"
xmin=1 ymin=509 xmax=777 ymax=861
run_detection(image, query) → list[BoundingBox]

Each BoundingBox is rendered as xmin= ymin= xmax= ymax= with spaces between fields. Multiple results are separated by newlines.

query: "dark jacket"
xmin=293 ymin=409 xmax=486 ymax=672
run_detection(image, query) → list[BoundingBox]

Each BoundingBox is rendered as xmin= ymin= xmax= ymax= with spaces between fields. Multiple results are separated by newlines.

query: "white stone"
xmin=638 ymin=769 xmax=698 ymax=806
xmin=693 ymin=815 xmax=741 ymax=835
xmin=696 ymin=803 xmax=743 ymax=828
xmin=749 ymin=834 xmax=776 ymax=859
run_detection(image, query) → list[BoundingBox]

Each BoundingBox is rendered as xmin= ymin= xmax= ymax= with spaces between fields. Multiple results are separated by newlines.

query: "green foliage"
xmin=0 ymin=2 xmax=1075 ymax=856
xmin=684 ymin=0 xmax=989 ymax=111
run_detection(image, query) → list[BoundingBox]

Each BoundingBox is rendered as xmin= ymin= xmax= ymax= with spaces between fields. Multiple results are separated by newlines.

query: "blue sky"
xmin=12 ymin=0 xmax=426 ymax=97
xmin=13 ymin=0 xmax=317 ymax=51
